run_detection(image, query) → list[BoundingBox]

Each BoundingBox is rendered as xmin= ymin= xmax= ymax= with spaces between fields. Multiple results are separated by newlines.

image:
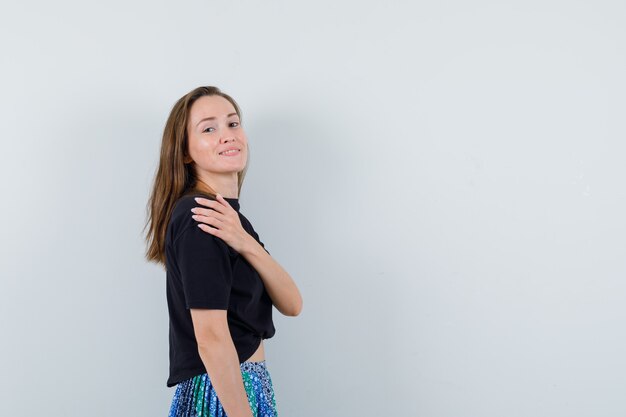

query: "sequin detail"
xmin=168 ymin=360 xmax=278 ymax=417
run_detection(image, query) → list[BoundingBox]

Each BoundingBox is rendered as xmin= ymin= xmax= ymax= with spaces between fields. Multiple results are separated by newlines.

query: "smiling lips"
xmin=219 ymin=148 xmax=240 ymax=156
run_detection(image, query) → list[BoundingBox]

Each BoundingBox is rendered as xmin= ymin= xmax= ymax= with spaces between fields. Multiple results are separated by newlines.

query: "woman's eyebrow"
xmin=195 ymin=112 xmax=238 ymax=127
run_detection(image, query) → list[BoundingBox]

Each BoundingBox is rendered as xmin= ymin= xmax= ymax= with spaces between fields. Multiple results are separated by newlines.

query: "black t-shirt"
xmin=165 ymin=192 xmax=276 ymax=387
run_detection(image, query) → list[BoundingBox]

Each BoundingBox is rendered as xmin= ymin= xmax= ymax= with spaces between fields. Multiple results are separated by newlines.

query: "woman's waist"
xmin=244 ymin=338 xmax=265 ymax=362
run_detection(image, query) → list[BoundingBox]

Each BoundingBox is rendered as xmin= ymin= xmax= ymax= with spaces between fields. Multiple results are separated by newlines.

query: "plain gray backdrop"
xmin=1 ymin=1 xmax=625 ymax=416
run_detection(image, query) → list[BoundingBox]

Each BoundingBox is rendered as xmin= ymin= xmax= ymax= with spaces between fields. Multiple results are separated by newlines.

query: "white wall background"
xmin=1 ymin=1 xmax=625 ymax=416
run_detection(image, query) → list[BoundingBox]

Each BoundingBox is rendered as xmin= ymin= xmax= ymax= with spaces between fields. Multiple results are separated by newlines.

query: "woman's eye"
xmin=203 ymin=127 xmax=215 ymax=133
xmin=230 ymin=122 xmax=239 ymax=127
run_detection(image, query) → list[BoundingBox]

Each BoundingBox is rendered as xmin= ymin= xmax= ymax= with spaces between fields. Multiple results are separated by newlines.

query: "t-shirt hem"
xmin=185 ymin=300 xmax=229 ymax=310
xmin=167 ymin=337 xmax=263 ymax=387
xmin=167 ymin=367 xmax=207 ymax=388
xmin=240 ymin=336 xmax=263 ymax=362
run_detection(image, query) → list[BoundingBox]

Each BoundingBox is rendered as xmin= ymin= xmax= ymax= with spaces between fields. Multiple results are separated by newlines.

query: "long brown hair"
xmin=143 ymin=86 xmax=249 ymax=267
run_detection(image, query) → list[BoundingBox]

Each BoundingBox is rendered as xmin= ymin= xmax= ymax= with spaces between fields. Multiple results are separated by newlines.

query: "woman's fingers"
xmin=192 ymin=194 xmax=242 ymax=244
xmin=197 ymin=223 xmax=218 ymax=235
xmin=192 ymin=213 xmax=224 ymax=228
xmin=192 ymin=194 xmax=237 ymax=222
xmin=191 ymin=206 xmax=224 ymax=219
xmin=193 ymin=197 xmax=225 ymax=214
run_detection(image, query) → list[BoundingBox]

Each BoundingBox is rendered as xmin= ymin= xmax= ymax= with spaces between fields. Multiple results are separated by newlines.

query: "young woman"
xmin=144 ymin=86 xmax=303 ymax=417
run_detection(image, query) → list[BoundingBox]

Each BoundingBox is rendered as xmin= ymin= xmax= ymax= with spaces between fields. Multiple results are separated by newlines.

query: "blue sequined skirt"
xmin=168 ymin=360 xmax=278 ymax=417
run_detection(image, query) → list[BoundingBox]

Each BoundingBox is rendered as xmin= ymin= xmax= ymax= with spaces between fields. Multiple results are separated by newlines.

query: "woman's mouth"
xmin=219 ymin=149 xmax=240 ymax=156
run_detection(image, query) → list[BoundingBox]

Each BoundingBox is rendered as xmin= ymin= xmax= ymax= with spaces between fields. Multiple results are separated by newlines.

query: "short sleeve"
xmin=173 ymin=225 xmax=233 ymax=309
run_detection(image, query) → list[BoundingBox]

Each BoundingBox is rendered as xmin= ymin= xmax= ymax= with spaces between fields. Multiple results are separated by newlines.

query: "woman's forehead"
xmin=190 ymin=95 xmax=236 ymax=118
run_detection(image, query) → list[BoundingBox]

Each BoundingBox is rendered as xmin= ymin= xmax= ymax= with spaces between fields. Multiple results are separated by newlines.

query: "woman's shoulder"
xmin=170 ymin=196 xmax=192 ymax=223
xmin=172 ymin=191 xmax=215 ymax=216
xmin=168 ymin=192 xmax=213 ymax=242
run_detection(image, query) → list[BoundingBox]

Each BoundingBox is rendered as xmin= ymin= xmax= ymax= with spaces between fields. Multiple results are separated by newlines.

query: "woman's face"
xmin=185 ymin=95 xmax=248 ymax=177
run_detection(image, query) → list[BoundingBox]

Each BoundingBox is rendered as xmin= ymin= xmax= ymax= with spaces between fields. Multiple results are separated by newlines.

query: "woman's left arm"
xmin=240 ymin=236 xmax=303 ymax=317
xmin=192 ymin=194 xmax=303 ymax=317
